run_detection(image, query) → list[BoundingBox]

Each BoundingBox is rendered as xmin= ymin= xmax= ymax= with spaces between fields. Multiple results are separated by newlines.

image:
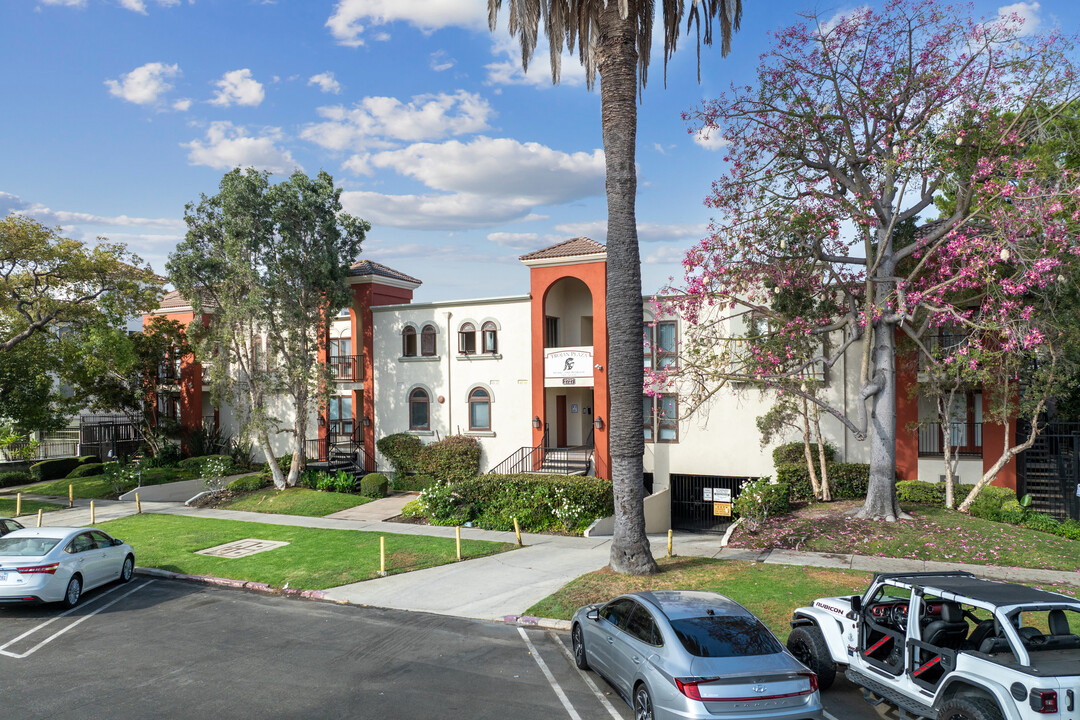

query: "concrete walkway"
xmin=6 ymin=488 xmax=1079 ymax=623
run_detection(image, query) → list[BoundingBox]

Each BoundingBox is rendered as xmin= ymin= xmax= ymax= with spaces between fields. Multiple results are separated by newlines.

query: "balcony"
xmin=918 ymin=421 xmax=983 ymax=457
xmin=327 ymin=354 xmax=363 ymax=382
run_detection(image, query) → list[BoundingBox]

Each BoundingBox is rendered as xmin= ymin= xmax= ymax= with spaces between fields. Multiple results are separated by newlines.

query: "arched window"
xmin=421 ymin=324 xmax=437 ymax=356
xmin=482 ymin=322 xmax=498 ymax=354
xmin=458 ymin=322 xmax=476 ymax=355
xmin=468 ymin=388 xmax=490 ymax=431
xmin=402 ymin=326 xmax=417 ymax=357
xmin=409 ymin=388 xmax=430 ymax=430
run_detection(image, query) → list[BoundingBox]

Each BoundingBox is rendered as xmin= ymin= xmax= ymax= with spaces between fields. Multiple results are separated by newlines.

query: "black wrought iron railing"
xmin=488 ymin=431 xmax=595 ymax=477
xmin=327 ymin=354 xmax=363 ymax=382
xmin=488 ymin=436 xmax=546 ymax=475
xmin=918 ymin=421 xmax=983 ymax=457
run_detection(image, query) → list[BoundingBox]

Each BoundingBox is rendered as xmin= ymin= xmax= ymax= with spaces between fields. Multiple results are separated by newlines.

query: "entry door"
xmin=556 ymin=395 xmax=567 ymax=447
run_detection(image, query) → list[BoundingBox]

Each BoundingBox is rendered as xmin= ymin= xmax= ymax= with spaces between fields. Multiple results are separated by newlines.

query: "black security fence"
xmin=670 ymin=474 xmax=753 ymax=534
xmin=1016 ymin=421 xmax=1080 ymax=521
xmin=79 ymin=415 xmax=143 ymax=461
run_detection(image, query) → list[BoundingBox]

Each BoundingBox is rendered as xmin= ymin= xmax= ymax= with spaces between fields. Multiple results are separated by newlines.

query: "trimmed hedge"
xmin=896 ymin=480 xmax=945 ymax=505
xmin=376 ymin=433 xmax=424 ymax=478
xmin=66 ymin=463 xmax=106 ymax=479
xmin=0 ymin=471 xmax=31 ymax=488
xmin=772 ymin=442 xmax=837 ymax=467
xmin=733 ymin=478 xmax=790 ymax=522
xmin=418 ymin=474 xmax=614 ymax=534
xmin=226 ymin=474 xmax=272 ymax=492
xmin=967 ymin=486 xmax=1016 ymax=522
xmin=775 ymin=462 xmax=869 ymax=501
xmin=415 ymin=435 xmax=481 ymax=484
xmin=77 ymin=455 xmax=101 ymax=465
xmin=30 ymin=457 xmax=83 ymax=482
xmin=178 ymin=454 xmax=237 ymax=476
xmin=360 ymin=473 xmax=389 ymax=498
xmin=392 ymin=475 xmax=434 ymax=492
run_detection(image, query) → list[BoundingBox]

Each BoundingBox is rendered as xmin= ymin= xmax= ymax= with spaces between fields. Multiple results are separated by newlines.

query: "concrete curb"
xmin=502 ymin=614 xmax=572 ymax=631
xmin=134 ymin=567 xmax=333 ymax=602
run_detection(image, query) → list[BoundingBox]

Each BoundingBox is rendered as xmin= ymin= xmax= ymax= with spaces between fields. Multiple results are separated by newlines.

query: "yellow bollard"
xmin=513 ymin=517 xmax=522 ymax=547
xmin=667 ymin=529 xmax=673 ymax=557
xmin=136 ymin=492 xmax=142 ymax=514
xmin=90 ymin=500 xmax=96 ymax=526
xmin=455 ymin=526 xmax=462 ymax=561
xmin=379 ymin=536 xmax=386 ymax=576
xmin=37 ymin=508 xmax=43 ymax=527
xmin=15 ymin=492 xmax=21 ymax=517
xmin=69 ymin=484 xmax=73 ymax=509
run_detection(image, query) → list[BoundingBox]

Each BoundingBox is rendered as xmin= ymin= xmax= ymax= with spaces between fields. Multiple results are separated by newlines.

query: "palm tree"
xmin=489 ymin=0 xmax=744 ymax=575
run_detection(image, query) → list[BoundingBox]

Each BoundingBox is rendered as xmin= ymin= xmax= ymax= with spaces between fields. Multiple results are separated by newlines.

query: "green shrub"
xmin=260 ymin=454 xmax=292 ymax=483
xmin=772 ymin=442 xmax=837 ymax=467
xmin=0 ymin=471 xmax=31 ymax=488
xmin=77 ymin=455 xmax=101 ymax=465
xmin=393 ymin=474 xmax=434 ymax=492
xmin=399 ymin=499 xmax=424 ymax=518
xmin=376 ymin=433 xmax=424 ymax=478
xmin=29 ymin=457 xmax=83 ymax=482
xmin=897 ymin=480 xmax=945 ymax=505
xmin=66 ymin=463 xmax=105 ymax=479
xmin=775 ymin=462 xmax=869 ymax=501
xmin=178 ymin=454 xmax=237 ymax=476
xmin=332 ymin=470 xmax=355 ymax=494
xmin=177 ymin=455 xmax=210 ymax=470
xmin=417 ymin=474 xmax=614 ymax=534
xmin=966 ymin=485 xmax=1016 ymax=522
xmin=103 ymin=462 xmax=139 ymax=495
xmin=226 ymin=474 xmax=272 ymax=492
xmin=733 ymin=477 xmax=790 ymax=526
xmin=415 ymin=434 xmax=481 ymax=484
xmin=148 ymin=444 xmax=182 ymax=468
xmin=360 ymin=472 xmax=389 ymax=498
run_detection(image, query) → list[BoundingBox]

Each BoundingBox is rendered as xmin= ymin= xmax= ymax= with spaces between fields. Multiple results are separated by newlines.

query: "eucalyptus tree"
xmin=488 ymin=0 xmax=744 ymax=574
xmin=168 ymin=169 xmax=367 ymax=488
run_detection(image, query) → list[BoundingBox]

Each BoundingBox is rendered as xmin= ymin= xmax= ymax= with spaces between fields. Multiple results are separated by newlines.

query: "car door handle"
xmin=632 ymin=656 xmax=642 ymax=664
xmin=607 ymin=636 xmax=614 ymax=644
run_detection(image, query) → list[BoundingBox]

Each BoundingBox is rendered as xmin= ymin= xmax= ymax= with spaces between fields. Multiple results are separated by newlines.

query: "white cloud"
xmin=308 ymin=72 xmax=342 ymax=94
xmin=998 ymin=2 xmax=1041 ymax=35
xmin=342 ymin=154 xmax=374 ymax=176
xmin=369 ymin=137 xmax=605 ymax=205
xmin=210 ymin=69 xmax=265 ymax=107
xmin=39 ymin=0 xmax=86 ymax=6
xmin=118 ymin=0 xmax=180 ymax=13
xmin=172 ymin=98 xmax=192 ymax=112
xmin=301 ymin=90 xmax=493 ymax=151
xmin=183 ymin=122 xmax=299 ymax=174
xmin=104 ymin=62 xmax=181 ymax=105
xmin=326 ymin=0 xmax=486 ymax=47
xmin=1 ymin=191 xmax=185 ymax=229
xmin=340 ymin=190 xmax=536 ymax=230
xmin=553 ymin=220 xmax=707 ymax=244
xmin=485 ymin=33 xmax=587 ymax=88
xmin=486 ymin=232 xmax=560 ymax=250
xmin=643 ymin=245 xmax=689 ymax=264
xmin=693 ymin=127 xmax=730 ymax=151
xmin=430 ymin=50 xmax=456 ymax=72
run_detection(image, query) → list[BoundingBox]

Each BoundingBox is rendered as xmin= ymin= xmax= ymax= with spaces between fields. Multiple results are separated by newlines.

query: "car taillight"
xmin=803 ymin=673 xmax=819 ymax=692
xmin=16 ymin=563 xmax=59 ymax=574
xmin=675 ymin=679 xmax=703 ymax=701
xmin=1030 ymin=689 xmax=1058 ymax=714
xmin=674 ymin=675 xmax=818 ymax=702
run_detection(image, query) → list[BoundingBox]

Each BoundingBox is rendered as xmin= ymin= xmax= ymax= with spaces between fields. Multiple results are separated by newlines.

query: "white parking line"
xmin=824 ymin=710 xmax=842 ymax=720
xmin=546 ymin=630 xmax=624 ymax=720
xmin=0 ymin=581 xmax=154 ymax=659
xmin=518 ymin=627 xmax=583 ymax=720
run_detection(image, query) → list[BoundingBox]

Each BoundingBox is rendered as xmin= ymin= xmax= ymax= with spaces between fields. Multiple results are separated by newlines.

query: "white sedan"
xmin=0 ymin=527 xmax=135 ymax=608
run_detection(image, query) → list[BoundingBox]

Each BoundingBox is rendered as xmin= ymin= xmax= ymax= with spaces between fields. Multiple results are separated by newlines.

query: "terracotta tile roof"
xmin=156 ymin=289 xmax=216 ymax=311
xmin=348 ymin=259 xmax=422 ymax=285
xmin=519 ymin=237 xmax=606 ymax=261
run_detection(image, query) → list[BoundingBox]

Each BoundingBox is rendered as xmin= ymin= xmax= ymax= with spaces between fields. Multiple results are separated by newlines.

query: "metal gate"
xmin=79 ymin=415 xmax=143 ymax=461
xmin=1016 ymin=422 xmax=1080 ymax=521
xmin=670 ymin=474 xmax=752 ymax=534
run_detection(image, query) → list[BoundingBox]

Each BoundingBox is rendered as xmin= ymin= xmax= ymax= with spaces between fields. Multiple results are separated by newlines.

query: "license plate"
xmin=0 ymin=572 xmax=7 ymax=582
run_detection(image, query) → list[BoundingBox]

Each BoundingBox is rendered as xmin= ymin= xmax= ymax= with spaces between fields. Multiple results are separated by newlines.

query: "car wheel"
xmin=121 ymin=555 xmax=135 ymax=583
xmin=787 ymin=624 xmax=837 ymax=690
xmin=937 ymin=697 xmax=1005 ymax=720
xmin=62 ymin=575 xmax=82 ymax=609
xmin=633 ymin=683 xmax=654 ymax=720
xmin=571 ymin=624 xmax=590 ymax=671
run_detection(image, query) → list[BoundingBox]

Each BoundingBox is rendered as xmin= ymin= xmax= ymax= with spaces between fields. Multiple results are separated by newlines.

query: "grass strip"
xmin=0 ymin=498 xmax=64 ymax=517
xmin=213 ymin=487 xmax=374 ymax=517
xmin=23 ymin=466 xmax=200 ymax=500
xmin=527 ymin=556 xmax=870 ymax=641
xmin=100 ymin=513 xmax=516 ymax=590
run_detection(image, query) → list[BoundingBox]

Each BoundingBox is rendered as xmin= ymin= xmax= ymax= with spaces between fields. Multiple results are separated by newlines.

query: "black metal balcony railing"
xmin=918 ymin=421 xmax=983 ymax=457
xmin=327 ymin=354 xmax=363 ymax=382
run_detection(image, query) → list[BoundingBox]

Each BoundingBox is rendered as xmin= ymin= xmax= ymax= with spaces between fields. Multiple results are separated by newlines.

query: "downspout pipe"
xmin=445 ymin=310 xmax=453 ymax=436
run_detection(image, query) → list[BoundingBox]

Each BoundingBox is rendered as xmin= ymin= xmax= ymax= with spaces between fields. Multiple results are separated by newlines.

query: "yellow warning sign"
xmin=713 ymin=502 xmax=732 ymax=517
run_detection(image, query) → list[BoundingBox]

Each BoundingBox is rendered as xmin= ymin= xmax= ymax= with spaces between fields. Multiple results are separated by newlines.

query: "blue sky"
xmin=1 ymin=0 xmax=1073 ymax=303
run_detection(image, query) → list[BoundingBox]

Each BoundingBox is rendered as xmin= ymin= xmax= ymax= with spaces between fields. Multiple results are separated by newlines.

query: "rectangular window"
xmin=642 ymin=395 xmax=655 ymax=442
xmin=421 ymin=329 xmax=436 ymax=356
xmin=656 ymin=322 xmax=677 ymax=369
xmin=328 ymin=396 xmax=353 ymax=437
xmin=545 ymin=316 xmax=559 ymax=348
xmin=458 ymin=330 xmax=476 ymax=354
xmin=329 ymin=338 xmax=351 ymax=357
xmin=483 ymin=328 xmax=497 ymax=354
xmin=643 ymin=326 xmax=653 ymax=369
xmin=470 ymin=401 xmax=490 ymax=431
xmin=658 ymin=394 xmax=678 ymax=442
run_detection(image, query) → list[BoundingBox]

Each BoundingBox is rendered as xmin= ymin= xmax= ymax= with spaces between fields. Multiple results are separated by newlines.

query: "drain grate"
xmin=196 ymin=539 xmax=290 ymax=558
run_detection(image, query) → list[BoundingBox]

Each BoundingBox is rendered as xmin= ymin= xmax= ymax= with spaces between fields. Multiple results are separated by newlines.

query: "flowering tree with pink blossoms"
xmin=660 ymin=0 xmax=1080 ymax=520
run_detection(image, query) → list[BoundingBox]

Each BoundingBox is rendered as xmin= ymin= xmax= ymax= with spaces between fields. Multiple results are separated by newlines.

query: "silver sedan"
xmin=0 ymin=527 xmax=135 ymax=608
xmin=571 ymin=590 xmax=823 ymax=720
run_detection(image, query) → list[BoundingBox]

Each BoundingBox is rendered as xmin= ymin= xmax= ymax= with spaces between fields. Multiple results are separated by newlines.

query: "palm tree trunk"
xmin=600 ymin=2 xmax=658 ymax=576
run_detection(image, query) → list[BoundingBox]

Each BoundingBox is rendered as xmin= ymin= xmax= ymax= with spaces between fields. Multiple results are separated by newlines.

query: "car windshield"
xmin=670 ymin=615 xmax=784 ymax=658
xmin=0 ymin=537 xmax=62 ymax=556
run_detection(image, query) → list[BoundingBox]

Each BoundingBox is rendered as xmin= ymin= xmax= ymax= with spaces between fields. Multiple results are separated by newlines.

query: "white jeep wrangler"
xmin=787 ymin=571 xmax=1080 ymax=720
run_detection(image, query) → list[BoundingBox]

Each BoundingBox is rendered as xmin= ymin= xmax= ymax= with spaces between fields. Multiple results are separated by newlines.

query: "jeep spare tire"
xmin=787 ymin=624 xmax=837 ymax=690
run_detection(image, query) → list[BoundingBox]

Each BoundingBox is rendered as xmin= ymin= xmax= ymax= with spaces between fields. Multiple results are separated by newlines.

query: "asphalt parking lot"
xmin=0 ymin=578 xmax=892 ymax=720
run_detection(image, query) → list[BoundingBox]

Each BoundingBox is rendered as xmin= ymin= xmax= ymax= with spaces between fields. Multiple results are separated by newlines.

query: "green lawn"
xmin=100 ymin=514 xmax=516 ymax=589
xmin=214 ymin=487 xmax=375 ymax=517
xmin=729 ymin=501 xmax=1080 ymax=573
xmin=527 ymin=557 xmax=870 ymax=641
xmin=22 ymin=466 xmax=199 ymax=500
xmin=0 ymin=498 xmax=64 ymax=517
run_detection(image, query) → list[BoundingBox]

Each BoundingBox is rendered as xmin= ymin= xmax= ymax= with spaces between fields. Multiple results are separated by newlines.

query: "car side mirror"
xmin=586 ymin=609 xmax=599 ymax=621
xmin=112 ymin=538 xmax=124 ymax=546
xmin=851 ymin=596 xmax=862 ymax=612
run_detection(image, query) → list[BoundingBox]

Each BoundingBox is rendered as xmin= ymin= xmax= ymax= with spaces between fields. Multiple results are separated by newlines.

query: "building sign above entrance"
xmin=544 ymin=347 xmax=593 ymax=379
